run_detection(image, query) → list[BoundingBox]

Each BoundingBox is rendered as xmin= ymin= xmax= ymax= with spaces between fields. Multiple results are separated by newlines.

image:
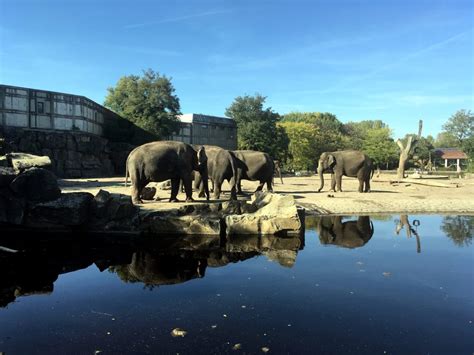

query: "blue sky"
xmin=1 ymin=0 xmax=472 ymax=138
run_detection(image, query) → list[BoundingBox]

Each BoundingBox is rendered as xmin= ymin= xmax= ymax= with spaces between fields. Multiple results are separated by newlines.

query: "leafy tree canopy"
xmin=278 ymin=121 xmax=320 ymax=171
xmin=225 ymin=94 xmax=288 ymax=160
xmin=442 ymin=109 xmax=473 ymax=146
xmin=282 ymin=112 xmax=343 ymax=133
xmin=362 ymin=127 xmax=399 ymax=168
xmin=104 ymin=69 xmax=181 ymax=139
xmin=343 ymin=120 xmax=388 ymax=150
xmin=434 ymin=132 xmax=458 ymax=148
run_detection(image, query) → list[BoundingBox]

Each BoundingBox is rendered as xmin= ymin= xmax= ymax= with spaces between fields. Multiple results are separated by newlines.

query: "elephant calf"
xmin=125 ymin=141 xmax=209 ymax=204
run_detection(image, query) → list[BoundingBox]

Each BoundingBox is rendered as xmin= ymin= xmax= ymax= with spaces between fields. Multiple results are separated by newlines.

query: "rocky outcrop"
xmin=225 ymin=192 xmax=304 ymax=236
xmin=140 ymin=192 xmax=304 ymax=236
xmin=26 ymin=192 xmax=93 ymax=227
xmin=140 ymin=204 xmax=222 ymax=235
xmin=6 ymin=153 xmax=52 ymax=173
xmin=10 ymin=168 xmax=61 ymax=202
xmin=0 ymin=158 xmax=304 ymax=237
xmin=90 ymin=189 xmax=139 ymax=232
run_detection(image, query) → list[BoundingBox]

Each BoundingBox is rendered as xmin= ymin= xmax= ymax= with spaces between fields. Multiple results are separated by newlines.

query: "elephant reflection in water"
xmin=113 ymin=252 xmax=208 ymax=287
xmin=317 ymin=216 xmax=374 ymax=248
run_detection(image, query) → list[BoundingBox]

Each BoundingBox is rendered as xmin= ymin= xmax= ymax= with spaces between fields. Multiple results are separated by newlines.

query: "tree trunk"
xmin=396 ymin=120 xmax=423 ymax=179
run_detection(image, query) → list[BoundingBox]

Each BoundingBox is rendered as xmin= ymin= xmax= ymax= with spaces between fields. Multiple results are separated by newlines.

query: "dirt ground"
xmin=59 ymin=174 xmax=474 ymax=215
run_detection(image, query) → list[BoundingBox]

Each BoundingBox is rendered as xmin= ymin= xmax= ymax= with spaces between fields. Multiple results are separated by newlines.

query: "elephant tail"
xmin=228 ymin=151 xmax=238 ymax=199
xmin=124 ymin=156 xmax=129 ymax=187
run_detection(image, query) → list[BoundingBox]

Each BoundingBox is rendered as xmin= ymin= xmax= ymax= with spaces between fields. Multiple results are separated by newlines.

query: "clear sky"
xmin=1 ymin=0 xmax=472 ymax=138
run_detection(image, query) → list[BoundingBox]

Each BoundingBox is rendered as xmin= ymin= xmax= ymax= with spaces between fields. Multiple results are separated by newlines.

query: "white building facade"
xmin=170 ymin=113 xmax=238 ymax=150
xmin=0 ymin=85 xmax=106 ymax=136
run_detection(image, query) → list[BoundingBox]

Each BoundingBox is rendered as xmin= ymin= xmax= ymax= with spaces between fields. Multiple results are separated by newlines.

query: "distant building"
xmin=170 ymin=113 xmax=237 ymax=150
xmin=434 ymin=148 xmax=468 ymax=168
xmin=0 ymin=84 xmax=119 ymax=136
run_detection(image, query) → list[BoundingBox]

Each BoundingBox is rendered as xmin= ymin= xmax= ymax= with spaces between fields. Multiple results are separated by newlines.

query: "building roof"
xmin=178 ymin=113 xmax=236 ymax=126
xmin=434 ymin=148 xmax=468 ymax=159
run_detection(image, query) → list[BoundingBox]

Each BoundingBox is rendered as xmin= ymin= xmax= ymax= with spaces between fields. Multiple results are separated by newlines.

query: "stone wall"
xmin=1 ymin=127 xmax=134 ymax=178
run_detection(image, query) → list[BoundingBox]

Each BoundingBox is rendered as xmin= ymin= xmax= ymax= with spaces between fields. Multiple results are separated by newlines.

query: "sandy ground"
xmin=59 ymin=174 xmax=474 ymax=215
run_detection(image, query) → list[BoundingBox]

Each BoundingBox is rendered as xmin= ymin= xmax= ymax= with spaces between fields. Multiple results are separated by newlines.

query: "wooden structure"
xmin=433 ymin=148 xmax=468 ymax=169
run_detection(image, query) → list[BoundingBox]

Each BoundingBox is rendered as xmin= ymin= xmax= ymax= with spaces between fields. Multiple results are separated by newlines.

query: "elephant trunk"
xmin=317 ymin=161 xmax=324 ymax=192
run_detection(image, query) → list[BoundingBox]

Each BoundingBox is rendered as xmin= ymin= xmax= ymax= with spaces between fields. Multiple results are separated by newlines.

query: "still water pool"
xmin=1 ymin=215 xmax=473 ymax=354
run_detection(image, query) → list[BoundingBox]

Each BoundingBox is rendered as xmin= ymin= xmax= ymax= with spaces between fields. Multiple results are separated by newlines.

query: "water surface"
xmin=1 ymin=215 xmax=473 ymax=354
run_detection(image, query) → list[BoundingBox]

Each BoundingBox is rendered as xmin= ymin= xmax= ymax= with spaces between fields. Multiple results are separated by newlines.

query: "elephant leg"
xmin=330 ymin=174 xmax=336 ymax=192
xmin=194 ymin=173 xmax=205 ymax=197
xmin=336 ymin=174 xmax=343 ymax=192
xmin=364 ymin=178 xmax=371 ymax=193
xmin=182 ymin=175 xmax=194 ymax=202
xmin=131 ymin=176 xmax=147 ymax=204
xmin=131 ymin=183 xmax=143 ymax=204
xmin=266 ymin=179 xmax=273 ymax=192
xmin=213 ymin=180 xmax=222 ymax=199
xmin=169 ymin=178 xmax=181 ymax=202
xmin=237 ymin=179 xmax=246 ymax=195
xmin=229 ymin=177 xmax=237 ymax=200
xmin=358 ymin=179 xmax=364 ymax=193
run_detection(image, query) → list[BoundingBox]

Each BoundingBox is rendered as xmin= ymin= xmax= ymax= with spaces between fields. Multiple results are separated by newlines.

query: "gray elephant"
xmin=125 ymin=141 xmax=209 ymax=204
xmin=232 ymin=150 xmax=275 ymax=194
xmin=317 ymin=216 xmax=374 ymax=248
xmin=317 ymin=150 xmax=373 ymax=193
xmin=193 ymin=145 xmax=237 ymax=200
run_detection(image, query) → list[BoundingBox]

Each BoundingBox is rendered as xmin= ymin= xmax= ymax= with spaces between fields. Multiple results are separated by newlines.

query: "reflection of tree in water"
xmin=441 ymin=216 xmax=473 ymax=247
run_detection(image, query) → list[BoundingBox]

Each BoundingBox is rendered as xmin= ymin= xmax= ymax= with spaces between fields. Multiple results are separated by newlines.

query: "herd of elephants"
xmin=125 ymin=141 xmax=374 ymax=204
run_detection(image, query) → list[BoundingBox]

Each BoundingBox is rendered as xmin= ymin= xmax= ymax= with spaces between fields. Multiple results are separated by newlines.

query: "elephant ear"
xmin=328 ymin=154 xmax=336 ymax=168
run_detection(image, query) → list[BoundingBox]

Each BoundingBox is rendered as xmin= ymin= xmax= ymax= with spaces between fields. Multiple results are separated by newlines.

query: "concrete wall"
xmin=1 ymin=127 xmax=115 ymax=178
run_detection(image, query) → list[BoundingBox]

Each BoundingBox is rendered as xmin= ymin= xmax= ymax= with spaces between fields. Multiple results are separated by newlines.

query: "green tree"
xmin=412 ymin=136 xmax=435 ymax=169
xmin=104 ymin=69 xmax=181 ymax=139
xmin=279 ymin=121 xmax=320 ymax=171
xmin=362 ymin=128 xmax=399 ymax=169
xmin=281 ymin=112 xmax=344 ymax=153
xmin=434 ymin=132 xmax=459 ymax=148
xmin=225 ymin=94 xmax=289 ymax=159
xmin=442 ymin=109 xmax=474 ymax=147
xmin=342 ymin=120 xmax=387 ymax=150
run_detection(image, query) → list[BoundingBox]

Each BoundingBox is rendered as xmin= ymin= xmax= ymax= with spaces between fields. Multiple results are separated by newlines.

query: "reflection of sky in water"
xmin=0 ymin=215 xmax=473 ymax=354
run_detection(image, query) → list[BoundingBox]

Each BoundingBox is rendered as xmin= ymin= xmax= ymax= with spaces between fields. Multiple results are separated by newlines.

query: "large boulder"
xmin=26 ymin=192 xmax=93 ymax=227
xmin=0 ymin=167 xmax=16 ymax=187
xmin=140 ymin=208 xmax=221 ymax=235
xmin=0 ymin=188 xmax=26 ymax=225
xmin=10 ymin=168 xmax=61 ymax=202
xmin=225 ymin=192 xmax=303 ymax=236
xmin=91 ymin=189 xmax=139 ymax=231
xmin=6 ymin=153 xmax=52 ymax=173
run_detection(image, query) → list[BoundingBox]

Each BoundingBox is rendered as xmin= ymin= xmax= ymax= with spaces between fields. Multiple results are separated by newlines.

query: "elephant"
xmin=125 ymin=141 xmax=209 ymax=204
xmin=193 ymin=145 xmax=237 ymax=200
xmin=317 ymin=150 xmax=373 ymax=193
xmin=317 ymin=216 xmax=374 ymax=248
xmin=232 ymin=150 xmax=275 ymax=194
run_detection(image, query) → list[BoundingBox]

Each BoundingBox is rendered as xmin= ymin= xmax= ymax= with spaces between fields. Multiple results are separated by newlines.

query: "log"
xmin=380 ymin=178 xmax=458 ymax=188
